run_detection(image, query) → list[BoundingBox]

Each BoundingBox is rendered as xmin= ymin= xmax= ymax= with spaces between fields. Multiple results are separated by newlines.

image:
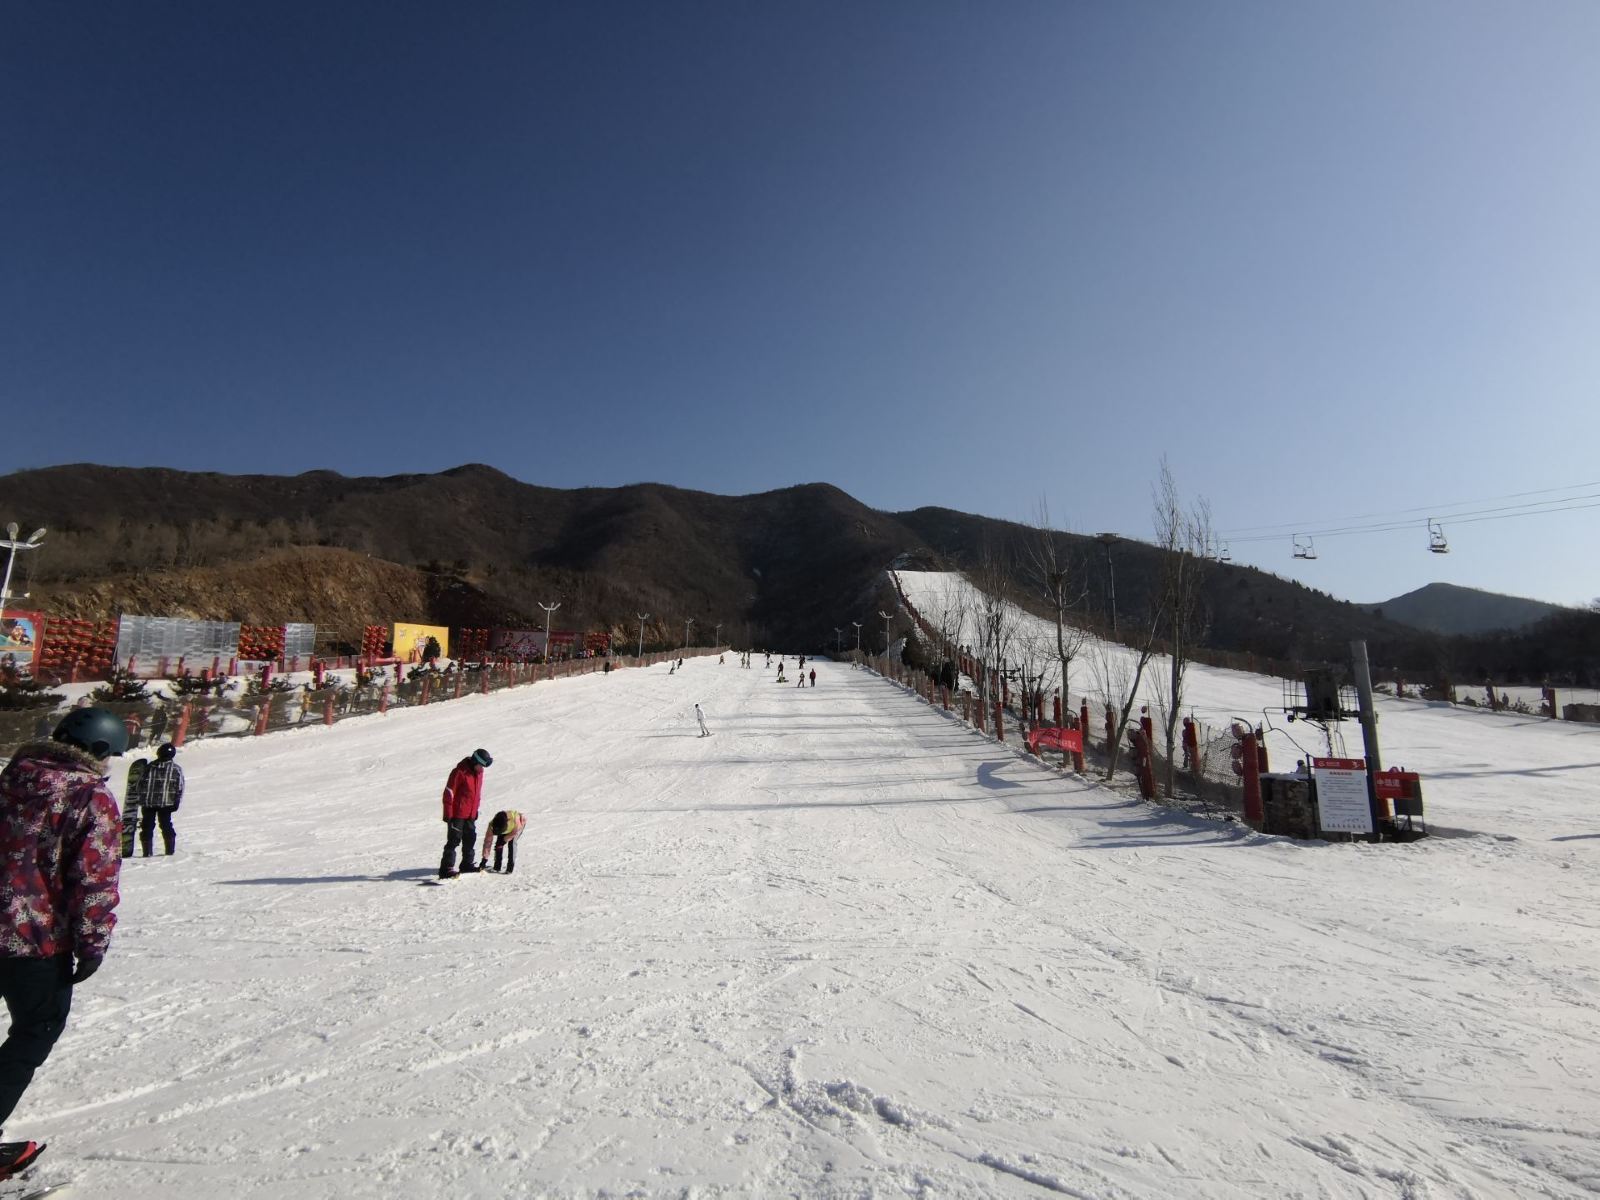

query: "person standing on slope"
xmin=138 ymin=742 xmax=184 ymax=856
xmin=439 ymin=749 xmax=491 ymax=879
xmin=0 ymin=707 xmax=125 ymax=1179
xmin=478 ymin=810 xmax=525 ymax=874
xmin=694 ymin=703 xmax=711 ymax=737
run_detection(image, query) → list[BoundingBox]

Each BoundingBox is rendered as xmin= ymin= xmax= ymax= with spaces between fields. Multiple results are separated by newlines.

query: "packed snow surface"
xmin=21 ymin=634 xmax=1600 ymax=1197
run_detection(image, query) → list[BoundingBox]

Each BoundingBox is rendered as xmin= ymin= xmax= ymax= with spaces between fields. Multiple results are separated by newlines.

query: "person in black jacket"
xmin=138 ymin=743 xmax=184 ymax=856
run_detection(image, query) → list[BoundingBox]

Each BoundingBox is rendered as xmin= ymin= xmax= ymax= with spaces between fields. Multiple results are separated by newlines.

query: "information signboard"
xmin=1312 ymin=756 xmax=1372 ymax=834
xmin=116 ymin=616 xmax=242 ymax=666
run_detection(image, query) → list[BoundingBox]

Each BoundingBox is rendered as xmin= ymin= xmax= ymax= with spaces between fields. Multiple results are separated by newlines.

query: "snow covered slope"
xmin=19 ymin=649 xmax=1600 ymax=1197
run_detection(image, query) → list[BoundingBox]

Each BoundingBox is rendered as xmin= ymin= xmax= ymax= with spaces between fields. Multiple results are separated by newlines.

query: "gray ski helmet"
xmin=52 ymin=707 xmax=130 ymax=759
xmin=472 ymin=748 xmax=493 ymax=768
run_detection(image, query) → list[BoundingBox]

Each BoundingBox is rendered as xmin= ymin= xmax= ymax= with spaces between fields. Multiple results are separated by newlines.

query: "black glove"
xmin=71 ymin=955 xmax=103 ymax=984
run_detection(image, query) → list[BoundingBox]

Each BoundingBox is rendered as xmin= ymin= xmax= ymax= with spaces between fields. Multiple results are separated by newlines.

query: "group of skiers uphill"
xmin=438 ymin=748 xmax=524 ymax=879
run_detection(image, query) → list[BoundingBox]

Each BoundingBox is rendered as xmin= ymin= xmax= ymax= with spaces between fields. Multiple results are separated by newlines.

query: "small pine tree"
xmin=168 ymin=671 xmax=230 ymax=698
xmin=91 ymin=668 xmax=153 ymax=704
xmin=0 ymin=664 xmax=64 ymax=711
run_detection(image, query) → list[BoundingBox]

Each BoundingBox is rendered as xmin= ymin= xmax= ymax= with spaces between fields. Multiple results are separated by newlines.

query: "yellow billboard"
xmin=393 ymin=623 xmax=449 ymax=664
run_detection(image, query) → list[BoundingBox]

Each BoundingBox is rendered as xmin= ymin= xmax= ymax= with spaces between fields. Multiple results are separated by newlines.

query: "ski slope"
xmin=18 ymin=650 xmax=1600 ymax=1197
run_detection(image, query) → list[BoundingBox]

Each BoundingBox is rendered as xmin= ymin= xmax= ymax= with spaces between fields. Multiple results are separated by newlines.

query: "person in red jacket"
xmin=439 ymin=748 xmax=491 ymax=879
xmin=0 ymin=706 xmax=125 ymax=1179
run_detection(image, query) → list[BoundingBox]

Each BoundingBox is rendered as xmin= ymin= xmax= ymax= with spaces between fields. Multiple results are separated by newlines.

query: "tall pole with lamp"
xmin=636 ymin=612 xmax=649 ymax=660
xmin=1096 ymin=533 xmax=1120 ymax=638
xmin=852 ymin=621 xmax=862 ymax=654
xmin=878 ymin=609 xmax=894 ymax=662
xmin=538 ymin=601 xmax=560 ymax=663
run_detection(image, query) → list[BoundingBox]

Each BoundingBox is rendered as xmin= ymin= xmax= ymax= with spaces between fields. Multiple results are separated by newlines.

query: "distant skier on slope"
xmin=0 ymin=708 xmax=126 ymax=1179
xmin=439 ymin=749 xmax=491 ymax=879
xmin=138 ymin=742 xmax=184 ymax=857
xmin=809 ymin=669 xmax=816 ymax=688
xmin=694 ymin=703 xmax=711 ymax=737
xmin=478 ymin=810 xmax=525 ymax=874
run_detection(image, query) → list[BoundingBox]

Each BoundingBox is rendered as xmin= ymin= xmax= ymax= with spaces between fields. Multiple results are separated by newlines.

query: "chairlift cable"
xmin=1217 ymin=478 xmax=1600 ymax=538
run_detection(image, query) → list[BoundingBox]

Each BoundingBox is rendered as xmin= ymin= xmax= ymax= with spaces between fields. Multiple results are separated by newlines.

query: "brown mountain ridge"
xmin=4 ymin=462 xmax=1590 ymax=682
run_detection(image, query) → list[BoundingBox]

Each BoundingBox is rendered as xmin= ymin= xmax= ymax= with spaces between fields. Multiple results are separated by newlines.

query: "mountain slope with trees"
xmin=1 ymin=463 xmax=1593 ymax=681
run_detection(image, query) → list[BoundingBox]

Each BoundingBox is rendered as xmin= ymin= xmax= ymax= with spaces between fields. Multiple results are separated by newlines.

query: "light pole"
xmin=636 ymin=612 xmax=649 ymax=659
xmin=878 ymin=609 xmax=894 ymax=659
xmin=1096 ymin=533 xmax=1119 ymax=637
xmin=852 ymin=621 xmax=862 ymax=653
xmin=713 ymin=622 xmax=723 ymax=647
xmin=539 ymin=600 xmax=560 ymax=662
xmin=683 ymin=617 xmax=694 ymax=648
xmin=0 ymin=523 xmax=46 ymax=630
xmin=834 ymin=627 xmax=842 ymax=654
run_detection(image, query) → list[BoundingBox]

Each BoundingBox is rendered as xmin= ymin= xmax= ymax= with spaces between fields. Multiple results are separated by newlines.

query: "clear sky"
xmin=5 ymin=1 xmax=1597 ymax=606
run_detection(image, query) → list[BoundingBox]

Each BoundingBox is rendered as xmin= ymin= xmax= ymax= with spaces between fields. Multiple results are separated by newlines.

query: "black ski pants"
xmin=0 ymin=955 xmax=73 ymax=1134
xmin=140 ymin=807 xmax=177 ymax=856
xmin=491 ymin=836 xmax=517 ymax=873
xmin=441 ymin=818 xmax=477 ymax=875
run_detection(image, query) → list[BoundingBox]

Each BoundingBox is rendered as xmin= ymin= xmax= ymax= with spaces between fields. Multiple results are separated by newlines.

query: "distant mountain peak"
xmin=1363 ymin=582 xmax=1571 ymax=635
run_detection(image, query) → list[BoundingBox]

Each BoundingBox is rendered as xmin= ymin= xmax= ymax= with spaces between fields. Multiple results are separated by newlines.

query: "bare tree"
xmin=917 ymin=569 xmax=972 ymax=692
xmin=1086 ymin=581 xmax=1166 ymax=782
xmin=1152 ymin=459 xmax=1213 ymax=797
xmin=1025 ymin=500 xmax=1092 ymax=721
xmin=969 ymin=535 xmax=1020 ymax=705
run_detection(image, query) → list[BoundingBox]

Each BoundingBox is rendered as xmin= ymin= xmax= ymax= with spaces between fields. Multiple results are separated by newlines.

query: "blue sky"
xmin=5 ymin=2 xmax=1597 ymax=606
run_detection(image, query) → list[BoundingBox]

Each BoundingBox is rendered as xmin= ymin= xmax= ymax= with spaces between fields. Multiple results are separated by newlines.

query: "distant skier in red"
xmin=439 ymin=749 xmax=491 ymax=879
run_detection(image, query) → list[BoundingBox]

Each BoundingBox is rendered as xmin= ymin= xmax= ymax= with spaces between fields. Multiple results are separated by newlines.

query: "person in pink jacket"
xmin=439 ymin=749 xmax=491 ymax=879
xmin=0 ymin=706 xmax=125 ymax=1179
xmin=478 ymin=810 xmax=526 ymax=874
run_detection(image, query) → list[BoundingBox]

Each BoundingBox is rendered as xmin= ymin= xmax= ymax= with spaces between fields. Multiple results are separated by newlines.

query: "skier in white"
xmin=694 ymin=703 xmax=710 ymax=737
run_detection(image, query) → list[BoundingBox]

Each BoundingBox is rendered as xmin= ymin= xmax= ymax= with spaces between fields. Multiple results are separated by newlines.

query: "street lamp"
xmin=1096 ymin=533 xmax=1119 ymax=638
xmin=834 ymin=627 xmax=842 ymax=654
xmin=878 ymin=609 xmax=894 ymax=658
xmin=852 ymin=621 xmax=862 ymax=653
xmin=683 ymin=617 xmax=694 ymax=648
xmin=539 ymin=600 xmax=560 ymax=662
xmin=636 ymin=612 xmax=649 ymax=659
xmin=0 ymin=523 xmax=46 ymax=630
xmin=713 ymin=622 xmax=723 ymax=647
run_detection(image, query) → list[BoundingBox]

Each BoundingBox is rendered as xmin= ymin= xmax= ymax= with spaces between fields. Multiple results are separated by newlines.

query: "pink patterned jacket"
xmin=0 ymin=741 xmax=123 ymax=960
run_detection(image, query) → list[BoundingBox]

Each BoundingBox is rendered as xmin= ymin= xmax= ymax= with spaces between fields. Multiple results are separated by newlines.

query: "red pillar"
xmin=173 ymin=704 xmax=192 ymax=748
xmin=1241 ymin=732 xmax=1263 ymax=825
xmin=254 ymin=698 xmax=272 ymax=736
xmin=1255 ymin=725 xmax=1270 ymax=772
xmin=324 ymin=694 xmax=335 ymax=726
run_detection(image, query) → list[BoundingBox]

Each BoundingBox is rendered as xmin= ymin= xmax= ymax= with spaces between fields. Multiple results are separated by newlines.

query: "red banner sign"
xmin=1026 ymin=726 xmax=1083 ymax=755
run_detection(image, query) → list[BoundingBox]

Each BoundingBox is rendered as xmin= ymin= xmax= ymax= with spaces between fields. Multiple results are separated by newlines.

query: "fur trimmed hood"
xmin=10 ymin=740 xmax=110 ymax=777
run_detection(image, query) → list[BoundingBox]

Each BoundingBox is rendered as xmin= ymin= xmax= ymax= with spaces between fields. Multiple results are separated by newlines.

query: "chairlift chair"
xmin=1216 ymin=541 xmax=1231 ymax=564
xmin=1427 ymin=518 xmax=1449 ymax=554
xmin=1292 ymin=535 xmax=1317 ymax=561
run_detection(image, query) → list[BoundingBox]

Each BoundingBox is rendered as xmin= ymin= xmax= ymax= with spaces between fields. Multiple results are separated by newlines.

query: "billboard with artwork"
xmin=0 ymin=610 xmax=43 ymax=673
xmin=393 ymin=623 xmax=449 ymax=664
